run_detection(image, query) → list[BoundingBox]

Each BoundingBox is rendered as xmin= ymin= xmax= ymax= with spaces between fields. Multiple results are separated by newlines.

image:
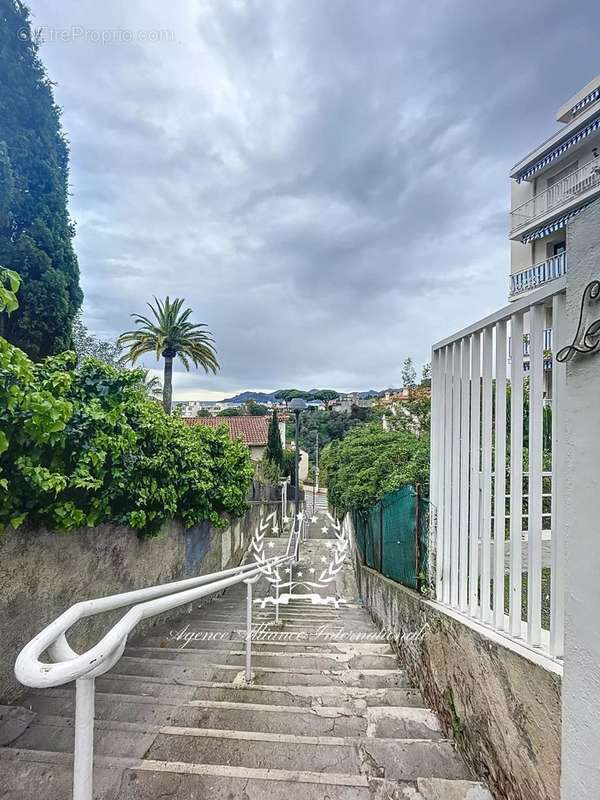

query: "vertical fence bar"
xmin=459 ymin=337 xmax=471 ymax=613
xmin=73 ymin=677 xmax=95 ymax=800
xmin=469 ymin=332 xmax=482 ymax=617
xmin=527 ymin=303 xmax=545 ymax=647
xmin=442 ymin=346 xmax=453 ymax=605
xmin=494 ymin=320 xmax=508 ymax=630
xmin=480 ymin=327 xmax=494 ymax=624
xmin=509 ymin=312 xmax=524 ymax=637
xmin=431 ymin=348 xmax=442 ymax=597
xmin=550 ymin=292 xmax=566 ymax=657
xmin=450 ymin=342 xmax=461 ymax=608
xmin=282 ymin=481 xmax=287 ymax=522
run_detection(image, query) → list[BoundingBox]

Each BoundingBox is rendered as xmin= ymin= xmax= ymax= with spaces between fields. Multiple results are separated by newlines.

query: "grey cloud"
xmin=28 ymin=0 xmax=600 ymax=395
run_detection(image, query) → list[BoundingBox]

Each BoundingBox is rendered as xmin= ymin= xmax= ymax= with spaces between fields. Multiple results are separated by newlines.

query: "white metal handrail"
xmin=15 ymin=513 xmax=301 ymax=800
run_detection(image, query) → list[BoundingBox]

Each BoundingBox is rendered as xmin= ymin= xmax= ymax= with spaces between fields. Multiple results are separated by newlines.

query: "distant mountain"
xmin=222 ymin=391 xmax=278 ymax=404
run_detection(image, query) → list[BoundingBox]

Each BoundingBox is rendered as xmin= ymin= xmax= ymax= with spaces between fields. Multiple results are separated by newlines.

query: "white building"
xmin=509 ymin=74 xmax=600 ymax=301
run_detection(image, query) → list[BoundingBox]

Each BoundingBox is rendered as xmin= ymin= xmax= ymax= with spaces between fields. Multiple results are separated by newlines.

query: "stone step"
xmin=176 ymin=702 xmax=442 ymax=740
xmin=124 ymin=646 xmax=398 ymax=671
xmin=416 ymin=777 xmax=495 ymax=800
xmin=143 ymin=729 xmax=468 ymax=782
xmin=7 ymin=716 xmax=154 ymax=759
xmin=109 ymin=658 xmax=411 ymax=689
xmin=4 ymin=711 xmax=443 ymax=758
xmin=185 ymin=607 xmax=373 ymax=621
xmin=22 ymin=683 xmax=426 ymax=724
xmin=0 ymin=750 xmax=124 ymax=800
xmin=147 ymin=618 xmax=380 ymax=635
xmin=138 ymin=633 xmax=391 ymax=651
xmin=0 ymin=746 xmax=485 ymax=800
xmin=118 ymin=765 xmax=376 ymax=799
xmin=0 ymin=748 xmax=410 ymax=800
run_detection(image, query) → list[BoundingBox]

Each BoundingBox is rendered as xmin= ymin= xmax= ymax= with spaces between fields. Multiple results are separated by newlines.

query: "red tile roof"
xmin=182 ymin=415 xmax=270 ymax=446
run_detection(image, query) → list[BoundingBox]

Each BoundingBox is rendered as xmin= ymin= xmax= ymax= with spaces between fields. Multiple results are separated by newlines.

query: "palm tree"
xmin=118 ymin=297 xmax=219 ymax=413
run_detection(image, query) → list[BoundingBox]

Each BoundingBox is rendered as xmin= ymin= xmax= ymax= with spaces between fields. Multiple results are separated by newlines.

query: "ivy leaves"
xmin=0 ymin=267 xmax=20 ymax=314
xmin=0 ymin=338 xmax=253 ymax=535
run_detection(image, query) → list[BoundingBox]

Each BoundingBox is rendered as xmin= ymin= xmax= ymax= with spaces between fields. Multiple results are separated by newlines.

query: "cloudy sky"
xmin=29 ymin=0 xmax=599 ymax=399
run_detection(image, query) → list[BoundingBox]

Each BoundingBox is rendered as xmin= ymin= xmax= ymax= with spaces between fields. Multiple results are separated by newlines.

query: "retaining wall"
xmin=0 ymin=501 xmax=280 ymax=703
xmin=353 ymin=542 xmax=561 ymax=800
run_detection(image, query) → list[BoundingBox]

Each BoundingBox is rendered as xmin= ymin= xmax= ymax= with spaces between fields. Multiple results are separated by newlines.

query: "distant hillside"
xmin=222 ymin=391 xmax=278 ymax=404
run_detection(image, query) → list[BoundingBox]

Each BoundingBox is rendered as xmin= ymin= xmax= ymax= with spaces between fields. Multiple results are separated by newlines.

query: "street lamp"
xmin=289 ymin=397 xmax=307 ymax=502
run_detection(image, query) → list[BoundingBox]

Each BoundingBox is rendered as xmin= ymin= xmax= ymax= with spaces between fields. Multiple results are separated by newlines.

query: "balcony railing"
xmin=511 ymin=157 xmax=600 ymax=233
xmin=509 ymin=252 xmax=567 ymax=298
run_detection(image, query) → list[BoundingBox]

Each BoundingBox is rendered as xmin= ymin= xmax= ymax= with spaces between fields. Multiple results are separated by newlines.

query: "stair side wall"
xmin=0 ymin=500 xmax=280 ymax=704
xmin=351 ymin=535 xmax=561 ymax=800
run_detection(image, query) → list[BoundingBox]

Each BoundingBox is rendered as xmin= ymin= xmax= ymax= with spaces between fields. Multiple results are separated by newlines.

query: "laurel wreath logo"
xmin=251 ymin=509 xmax=349 ymax=594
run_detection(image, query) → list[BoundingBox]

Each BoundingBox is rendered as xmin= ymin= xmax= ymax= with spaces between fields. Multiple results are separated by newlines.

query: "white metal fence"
xmin=430 ymin=277 xmax=566 ymax=659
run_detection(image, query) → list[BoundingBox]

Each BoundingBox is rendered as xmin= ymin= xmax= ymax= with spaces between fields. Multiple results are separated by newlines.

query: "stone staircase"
xmin=0 ymin=521 xmax=493 ymax=800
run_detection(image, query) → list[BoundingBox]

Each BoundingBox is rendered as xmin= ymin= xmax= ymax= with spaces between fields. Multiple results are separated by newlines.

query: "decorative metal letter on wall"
xmin=556 ymin=280 xmax=600 ymax=362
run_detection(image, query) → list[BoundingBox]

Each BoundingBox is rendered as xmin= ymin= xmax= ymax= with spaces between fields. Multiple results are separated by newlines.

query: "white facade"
xmin=176 ymin=400 xmax=243 ymax=417
xmin=509 ymin=75 xmax=600 ymax=301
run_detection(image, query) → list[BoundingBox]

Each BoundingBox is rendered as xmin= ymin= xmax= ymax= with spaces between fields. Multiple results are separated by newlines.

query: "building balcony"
xmin=509 ymin=252 xmax=567 ymax=299
xmin=510 ymin=158 xmax=600 ymax=239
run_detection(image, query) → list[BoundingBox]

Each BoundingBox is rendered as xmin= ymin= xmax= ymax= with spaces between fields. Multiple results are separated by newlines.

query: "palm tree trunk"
xmin=163 ymin=355 xmax=173 ymax=414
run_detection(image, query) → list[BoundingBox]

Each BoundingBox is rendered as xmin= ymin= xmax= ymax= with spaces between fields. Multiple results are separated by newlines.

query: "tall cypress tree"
xmin=0 ymin=1 xmax=82 ymax=358
xmin=265 ymin=408 xmax=284 ymax=469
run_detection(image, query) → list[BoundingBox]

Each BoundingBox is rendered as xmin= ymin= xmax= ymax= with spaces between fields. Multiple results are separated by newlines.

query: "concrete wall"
xmin=560 ymin=199 xmax=600 ymax=799
xmin=249 ymin=444 xmax=266 ymax=461
xmin=0 ymin=501 xmax=280 ymax=704
xmin=353 ymin=551 xmax=561 ymax=800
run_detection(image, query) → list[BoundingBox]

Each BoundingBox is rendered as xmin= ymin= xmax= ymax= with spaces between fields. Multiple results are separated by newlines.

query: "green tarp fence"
xmin=352 ymin=484 xmax=428 ymax=591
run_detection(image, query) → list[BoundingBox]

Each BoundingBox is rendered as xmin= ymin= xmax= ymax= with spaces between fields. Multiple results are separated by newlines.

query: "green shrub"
xmin=321 ymin=422 xmax=430 ymax=515
xmin=0 ymin=338 xmax=253 ymax=535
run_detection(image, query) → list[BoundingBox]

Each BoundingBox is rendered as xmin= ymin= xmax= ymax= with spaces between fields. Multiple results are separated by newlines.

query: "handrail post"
xmin=244 ymin=576 xmax=260 ymax=682
xmin=245 ymin=580 xmax=252 ymax=681
xmin=73 ymin=677 xmax=95 ymax=800
xmin=275 ymin=580 xmax=280 ymax=624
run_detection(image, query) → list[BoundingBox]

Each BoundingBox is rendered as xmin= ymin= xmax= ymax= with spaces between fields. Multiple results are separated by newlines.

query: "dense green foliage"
xmin=0 ymin=338 xmax=253 ymax=535
xmin=293 ymin=408 xmax=373 ymax=462
xmin=274 ymin=389 xmax=339 ymax=406
xmin=0 ymin=2 xmax=82 ymax=358
xmin=321 ymin=422 xmax=430 ymax=514
xmin=218 ymin=400 xmax=269 ymax=416
xmin=119 ymin=296 xmax=219 ymax=414
xmin=379 ymin=393 xmax=431 ymax=438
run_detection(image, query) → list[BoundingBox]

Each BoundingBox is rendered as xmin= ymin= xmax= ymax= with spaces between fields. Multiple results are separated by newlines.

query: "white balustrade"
xmin=510 ymin=157 xmax=600 ymax=233
xmin=430 ymin=278 xmax=566 ymax=660
xmin=510 ymin=253 xmax=567 ymax=298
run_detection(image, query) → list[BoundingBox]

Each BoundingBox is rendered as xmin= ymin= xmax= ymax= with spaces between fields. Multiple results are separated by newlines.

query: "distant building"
xmin=182 ymin=414 xmax=286 ymax=461
xmin=175 ymin=400 xmax=243 ymax=417
xmin=510 ymin=74 xmax=600 ymax=301
xmin=380 ymin=386 xmax=431 ymax=407
xmin=331 ymin=393 xmax=374 ymax=414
